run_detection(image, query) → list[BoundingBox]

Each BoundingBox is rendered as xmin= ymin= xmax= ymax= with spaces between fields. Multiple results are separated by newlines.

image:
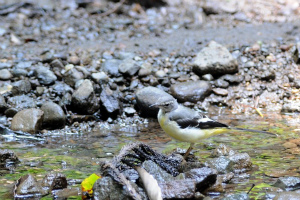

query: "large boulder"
xmin=11 ymin=108 xmax=44 ymax=133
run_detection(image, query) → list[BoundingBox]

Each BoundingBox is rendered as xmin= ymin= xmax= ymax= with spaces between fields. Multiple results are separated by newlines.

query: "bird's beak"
xmin=149 ymin=103 xmax=158 ymax=108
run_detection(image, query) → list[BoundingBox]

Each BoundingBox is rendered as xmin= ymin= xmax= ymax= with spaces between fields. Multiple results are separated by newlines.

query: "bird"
xmin=152 ymin=96 xmax=276 ymax=160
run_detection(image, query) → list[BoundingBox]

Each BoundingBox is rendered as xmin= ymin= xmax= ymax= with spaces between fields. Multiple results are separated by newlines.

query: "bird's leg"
xmin=183 ymin=143 xmax=194 ymax=160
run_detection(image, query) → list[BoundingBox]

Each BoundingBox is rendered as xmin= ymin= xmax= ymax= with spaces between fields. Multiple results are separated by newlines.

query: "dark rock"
xmin=193 ymin=41 xmax=238 ymax=76
xmin=0 ymin=94 xmax=7 ymax=112
xmin=100 ymin=86 xmax=120 ymax=117
xmin=292 ymin=44 xmax=300 ymax=64
xmin=221 ymin=74 xmax=244 ymax=83
xmin=11 ymin=80 xmax=31 ymax=95
xmin=0 ymin=149 xmax=20 ymax=170
xmin=41 ymin=102 xmax=66 ymax=129
xmin=214 ymin=79 xmax=229 ymax=88
xmin=11 ymin=108 xmax=44 ymax=133
xmin=63 ymin=66 xmax=85 ymax=87
xmin=221 ymin=192 xmax=250 ymax=200
xmin=4 ymin=108 xmax=18 ymax=117
xmin=273 ymin=191 xmax=300 ymax=200
xmin=259 ymin=70 xmax=275 ymax=81
xmin=119 ymin=58 xmax=140 ymax=76
xmin=160 ymin=179 xmax=196 ymax=199
xmin=184 ymin=167 xmax=217 ymax=192
xmin=135 ymin=86 xmax=174 ymax=118
xmin=102 ymin=59 xmax=121 ymax=76
xmin=273 ymin=177 xmax=300 ymax=191
xmin=14 ymin=174 xmax=45 ymax=198
xmin=170 ymin=81 xmax=212 ymax=103
xmin=42 ymin=172 xmax=67 ymax=191
xmin=35 ymin=66 xmax=57 ymax=85
xmin=71 ymin=79 xmax=99 ymax=114
xmin=52 ymin=82 xmax=74 ymax=96
xmin=7 ymin=95 xmax=37 ymax=111
xmin=0 ymin=69 xmax=12 ymax=80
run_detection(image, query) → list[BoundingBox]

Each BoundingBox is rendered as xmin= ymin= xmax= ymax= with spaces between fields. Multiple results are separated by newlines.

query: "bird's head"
xmin=150 ymin=96 xmax=178 ymax=113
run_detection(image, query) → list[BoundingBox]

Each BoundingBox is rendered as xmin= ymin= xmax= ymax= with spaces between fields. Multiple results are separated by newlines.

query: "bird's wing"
xmin=168 ymin=105 xmax=228 ymax=129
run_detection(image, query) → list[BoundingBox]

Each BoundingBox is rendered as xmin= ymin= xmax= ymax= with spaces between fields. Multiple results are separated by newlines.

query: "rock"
xmin=50 ymin=59 xmax=64 ymax=69
xmin=135 ymin=86 xmax=174 ymax=118
xmin=63 ymin=66 xmax=85 ymax=87
xmin=214 ymin=79 xmax=229 ymax=88
xmin=292 ymin=43 xmax=300 ymax=64
xmin=184 ymin=167 xmax=217 ymax=192
xmin=228 ymin=153 xmax=252 ymax=173
xmin=221 ymin=74 xmax=244 ymax=83
xmin=11 ymin=108 xmax=44 ymax=133
xmin=170 ymin=81 xmax=211 ymax=103
xmin=155 ymin=70 xmax=166 ymax=78
xmin=68 ymin=55 xmax=80 ymax=65
xmin=211 ymin=144 xmax=234 ymax=157
xmin=35 ymin=66 xmax=57 ymax=85
xmin=102 ymin=59 xmax=121 ymax=76
xmin=41 ymin=102 xmax=66 ymax=129
xmin=119 ymin=58 xmax=140 ymax=76
xmin=0 ymin=69 xmax=12 ymax=80
xmin=124 ymin=107 xmax=136 ymax=116
xmin=0 ymin=149 xmax=20 ymax=170
xmin=0 ymin=95 xmax=7 ymax=112
xmin=142 ymin=160 xmax=179 ymax=182
xmin=7 ymin=95 xmax=37 ymax=111
xmin=14 ymin=174 xmax=44 ymax=198
xmin=42 ymin=172 xmax=67 ymax=191
xmin=259 ymin=70 xmax=275 ymax=81
xmin=273 ymin=177 xmax=300 ymax=191
xmin=273 ymin=191 xmax=300 ymax=200
xmin=212 ymin=88 xmax=228 ymax=96
xmin=4 ymin=108 xmax=18 ymax=117
xmin=138 ymin=62 xmax=152 ymax=77
xmin=52 ymin=82 xmax=74 ymax=96
xmin=91 ymin=72 xmax=109 ymax=84
xmin=100 ymin=86 xmax=120 ymax=117
xmin=221 ymin=193 xmax=250 ymax=200
xmin=11 ymin=68 xmax=28 ymax=77
xmin=193 ymin=41 xmax=238 ymax=76
xmin=11 ymin=80 xmax=31 ymax=95
xmin=282 ymin=100 xmax=300 ymax=112
xmin=206 ymin=157 xmax=233 ymax=174
xmin=59 ymin=93 xmax=72 ymax=108
xmin=202 ymin=74 xmax=214 ymax=81
xmin=160 ymin=179 xmax=196 ymax=199
xmin=71 ymin=79 xmax=99 ymax=114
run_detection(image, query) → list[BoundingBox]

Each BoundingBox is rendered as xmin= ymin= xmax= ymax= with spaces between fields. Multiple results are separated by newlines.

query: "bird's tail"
xmin=229 ymin=127 xmax=278 ymax=137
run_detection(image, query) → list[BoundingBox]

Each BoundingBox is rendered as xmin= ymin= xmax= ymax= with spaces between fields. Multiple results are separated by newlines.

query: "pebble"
xmin=91 ymin=72 xmax=109 ymax=84
xmin=101 ymin=59 xmax=121 ymax=77
xmin=138 ymin=62 xmax=152 ymax=77
xmin=0 ymin=69 xmax=13 ymax=80
xmin=100 ymin=86 xmax=120 ymax=117
xmin=35 ymin=66 xmax=57 ymax=85
xmin=0 ymin=94 xmax=8 ymax=112
xmin=212 ymin=88 xmax=228 ymax=96
xmin=11 ymin=108 xmax=44 ymax=133
xmin=118 ymin=58 xmax=140 ymax=76
xmin=11 ymin=80 xmax=31 ymax=95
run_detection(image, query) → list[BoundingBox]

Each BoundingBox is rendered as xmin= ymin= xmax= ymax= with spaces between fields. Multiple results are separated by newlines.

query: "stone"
xmin=273 ymin=191 xmax=300 ymax=200
xmin=214 ymin=79 xmax=229 ymax=88
xmin=138 ymin=62 xmax=152 ymax=77
xmin=184 ymin=167 xmax=217 ymax=192
xmin=63 ymin=67 xmax=85 ymax=87
xmin=68 ymin=55 xmax=80 ymax=65
xmin=170 ymin=81 xmax=211 ymax=103
xmin=15 ymin=174 xmax=44 ymax=197
xmin=221 ymin=74 xmax=244 ymax=83
xmin=119 ymin=58 xmax=140 ymax=76
xmin=91 ymin=72 xmax=109 ymax=84
xmin=102 ymin=59 xmax=121 ymax=76
xmin=228 ymin=153 xmax=252 ymax=173
xmin=0 ymin=69 xmax=12 ymax=80
xmin=221 ymin=193 xmax=250 ymax=200
xmin=0 ymin=94 xmax=7 ymax=112
xmin=135 ymin=86 xmax=174 ymax=118
xmin=11 ymin=80 xmax=31 ymax=95
xmin=160 ymin=179 xmax=196 ymax=199
xmin=71 ymin=79 xmax=99 ymax=114
xmin=212 ymin=88 xmax=228 ymax=96
xmin=40 ymin=102 xmax=66 ymax=129
xmin=7 ymin=95 xmax=36 ymax=111
xmin=282 ymin=100 xmax=300 ymax=113
xmin=0 ymin=149 xmax=20 ymax=170
xmin=35 ymin=66 xmax=57 ymax=85
xmin=52 ymin=82 xmax=74 ymax=96
xmin=42 ymin=172 xmax=67 ymax=191
xmin=273 ymin=177 xmax=300 ymax=191
xmin=100 ymin=86 xmax=120 ymax=117
xmin=11 ymin=108 xmax=44 ymax=133
xmin=193 ymin=41 xmax=238 ymax=76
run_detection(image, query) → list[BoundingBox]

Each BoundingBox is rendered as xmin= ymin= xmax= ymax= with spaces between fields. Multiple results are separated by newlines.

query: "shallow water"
xmin=0 ymin=110 xmax=300 ymax=199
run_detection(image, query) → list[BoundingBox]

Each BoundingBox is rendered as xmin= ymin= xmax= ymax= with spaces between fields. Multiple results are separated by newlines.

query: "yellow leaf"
xmin=81 ymin=173 xmax=101 ymax=194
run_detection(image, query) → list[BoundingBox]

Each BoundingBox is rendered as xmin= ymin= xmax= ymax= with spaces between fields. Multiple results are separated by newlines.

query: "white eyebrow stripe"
xmin=197 ymin=117 xmax=214 ymax=123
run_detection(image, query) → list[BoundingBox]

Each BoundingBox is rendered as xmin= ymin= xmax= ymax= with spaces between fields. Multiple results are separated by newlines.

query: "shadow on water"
xmin=1 ymin=110 xmax=300 ymax=199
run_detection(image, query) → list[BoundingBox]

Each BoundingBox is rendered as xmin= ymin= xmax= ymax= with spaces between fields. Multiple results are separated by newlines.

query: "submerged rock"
xmin=11 ymin=108 xmax=44 ymax=133
xmin=193 ymin=41 xmax=238 ymax=76
xmin=170 ymin=81 xmax=212 ymax=103
xmin=135 ymin=86 xmax=174 ymax=118
xmin=41 ymin=102 xmax=66 ymax=129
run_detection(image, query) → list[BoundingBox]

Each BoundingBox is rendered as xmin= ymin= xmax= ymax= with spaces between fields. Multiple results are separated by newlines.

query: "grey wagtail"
xmin=152 ymin=96 xmax=276 ymax=159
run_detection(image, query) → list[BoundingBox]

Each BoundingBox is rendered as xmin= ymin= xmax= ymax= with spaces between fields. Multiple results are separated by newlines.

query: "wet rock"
xmin=35 ymin=66 xmax=57 ymax=85
xmin=71 ymin=79 xmax=99 ymax=114
xmin=91 ymin=72 xmax=109 ymax=84
xmin=0 ymin=69 xmax=12 ymax=80
xmin=281 ymin=100 xmax=300 ymax=112
xmin=273 ymin=176 xmax=300 ymax=191
xmin=221 ymin=192 xmax=250 ymax=200
xmin=0 ymin=95 xmax=7 ymax=112
xmin=14 ymin=174 xmax=45 ymax=198
xmin=184 ymin=167 xmax=217 ymax=192
xmin=11 ymin=80 xmax=31 ymax=95
xmin=214 ymin=79 xmax=229 ymax=88
xmin=7 ymin=95 xmax=36 ymax=111
xmin=100 ymin=86 xmax=120 ymax=117
xmin=52 ymin=82 xmax=74 ymax=96
xmin=41 ymin=102 xmax=66 ymax=129
xmin=0 ymin=149 xmax=20 ymax=170
xmin=211 ymin=144 xmax=234 ymax=157
xmin=193 ymin=41 xmax=238 ymax=76
xmin=42 ymin=172 xmax=67 ymax=191
xmin=206 ymin=157 xmax=233 ymax=174
xmin=135 ymin=86 xmax=174 ymax=118
xmin=160 ymin=179 xmax=196 ymax=199
xmin=102 ymin=59 xmax=121 ymax=77
xmin=228 ymin=153 xmax=252 ymax=173
xmin=138 ymin=62 xmax=152 ymax=77
xmin=273 ymin=191 xmax=300 ymax=200
xmin=11 ymin=108 xmax=44 ymax=133
xmin=63 ymin=65 xmax=85 ymax=87
xmin=119 ymin=58 xmax=140 ymax=76
xmin=142 ymin=160 xmax=179 ymax=182
xmin=212 ymin=88 xmax=228 ymax=96
xmin=170 ymin=81 xmax=211 ymax=103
